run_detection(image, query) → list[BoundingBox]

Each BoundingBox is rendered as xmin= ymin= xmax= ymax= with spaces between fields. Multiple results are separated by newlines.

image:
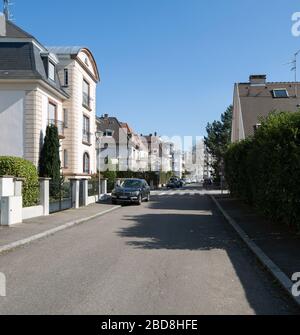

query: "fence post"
xmin=101 ymin=179 xmax=108 ymax=195
xmin=39 ymin=178 xmax=50 ymax=216
xmin=70 ymin=179 xmax=80 ymax=209
xmin=82 ymin=179 xmax=89 ymax=207
xmin=0 ymin=176 xmax=22 ymax=226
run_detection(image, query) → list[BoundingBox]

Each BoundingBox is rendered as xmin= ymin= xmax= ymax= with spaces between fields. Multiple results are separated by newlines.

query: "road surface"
xmin=0 ymin=185 xmax=298 ymax=315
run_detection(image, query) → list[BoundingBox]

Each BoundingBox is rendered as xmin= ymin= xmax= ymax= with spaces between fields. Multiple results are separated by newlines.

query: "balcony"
xmin=48 ymin=119 xmax=65 ymax=138
xmin=82 ymin=130 xmax=92 ymax=145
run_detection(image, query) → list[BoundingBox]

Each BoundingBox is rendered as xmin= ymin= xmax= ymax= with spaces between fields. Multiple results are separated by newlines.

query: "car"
xmin=167 ymin=177 xmax=182 ymax=189
xmin=111 ymin=179 xmax=150 ymax=205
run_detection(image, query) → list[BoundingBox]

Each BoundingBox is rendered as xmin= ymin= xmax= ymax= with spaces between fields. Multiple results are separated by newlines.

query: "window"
xmin=83 ymin=115 xmax=90 ymax=144
xmin=83 ymin=79 xmax=90 ymax=107
xmin=48 ymin=61 xmax=55 ymax=81
xmin=63 ymin=150 xmax=68 ymax=168
xmin=63 ymin=109 xmax=68 ymax=128
xmin=48 ymin=102 xmax=57 ymax=123
xmin=83 ymin=153 xmax=90 ymax=174
xmin=272 ymin=89 xmax=289 ymax=98
xmin=104 ymin=129 xmax=113 ymax=137
xmin=64 ymin=69 xmax=69 ymax=86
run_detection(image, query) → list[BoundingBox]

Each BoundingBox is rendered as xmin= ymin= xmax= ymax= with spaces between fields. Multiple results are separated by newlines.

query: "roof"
xmin=47 ymin=46 xmax=100 ymax=81
xmin=236 ymin=81 xmax=300 ymax=138
xmin=0 ymin=42 xmax=69 ymax=97
xmin=46 ymin=46 xmax=84 ymax=56
xmin=0 ymin=20 xmax=34 ymax=39
xmin=120 ymin=122 xmax=135 ymax=134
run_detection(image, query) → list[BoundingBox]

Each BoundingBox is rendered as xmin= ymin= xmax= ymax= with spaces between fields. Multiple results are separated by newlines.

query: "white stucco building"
xmin=0 ymin=14 xmax=100 ymax=177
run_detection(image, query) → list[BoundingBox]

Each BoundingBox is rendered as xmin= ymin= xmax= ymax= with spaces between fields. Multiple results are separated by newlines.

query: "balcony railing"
xmin=48 ymin=119 xmax=65 ymax=137
xmin=83 ymin=130 xmax=92 ymax=145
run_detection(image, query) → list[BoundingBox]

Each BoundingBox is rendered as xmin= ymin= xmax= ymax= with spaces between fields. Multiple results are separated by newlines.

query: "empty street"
xmin=0 ymin=186 xmax=297 ymax=315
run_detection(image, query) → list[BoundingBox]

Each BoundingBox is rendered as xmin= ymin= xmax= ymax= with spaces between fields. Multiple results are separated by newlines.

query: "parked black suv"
xmin=111 ymin=179 xmax=151 ymax=205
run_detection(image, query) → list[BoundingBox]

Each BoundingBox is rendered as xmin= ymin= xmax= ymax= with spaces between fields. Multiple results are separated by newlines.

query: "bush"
xmin=0 ymin=156 xmax=39 ymax=207
xmin=225 ymin=111 xmax=300 ymax=229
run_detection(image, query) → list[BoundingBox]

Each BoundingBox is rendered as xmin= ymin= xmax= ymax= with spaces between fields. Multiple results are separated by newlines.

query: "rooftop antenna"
xmin=3 ymin=0 xmax=13 ymax=21
xmin=286 ymin=49 xmax=300 ymax=97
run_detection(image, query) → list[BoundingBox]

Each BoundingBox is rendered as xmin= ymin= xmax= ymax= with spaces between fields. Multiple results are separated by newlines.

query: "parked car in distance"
xmin=167 ymin=177 xmax=182 ymax=189
xmin=111 ymin=179 xmax=150 ymax=205
xmin=182 ymin=178 xmax=191 ymax=184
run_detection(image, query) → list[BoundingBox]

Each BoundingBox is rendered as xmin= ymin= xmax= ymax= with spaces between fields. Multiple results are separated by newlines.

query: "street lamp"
xmin=95 ymin=131 xmax=104 ymax=201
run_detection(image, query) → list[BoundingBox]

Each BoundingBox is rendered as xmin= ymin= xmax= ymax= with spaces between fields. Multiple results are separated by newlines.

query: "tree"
xmin=39 ymin=125 xmax=61 ymax=196
xmin=204 ymin=105 xmax=233 ymax=181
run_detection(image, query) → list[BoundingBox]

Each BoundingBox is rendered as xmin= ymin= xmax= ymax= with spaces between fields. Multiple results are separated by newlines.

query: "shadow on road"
xmin=117 ymin=195 xmax=299 ymax=315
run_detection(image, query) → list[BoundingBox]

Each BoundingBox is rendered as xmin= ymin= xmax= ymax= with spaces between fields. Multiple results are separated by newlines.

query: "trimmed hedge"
xmin=225 ymin=111 xmax=300 ymax=229
xmin=0 ymin=156 xmax=39 ymax=207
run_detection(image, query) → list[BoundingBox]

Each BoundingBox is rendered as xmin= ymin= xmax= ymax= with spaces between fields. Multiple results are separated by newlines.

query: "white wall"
xmin=0 ymin=90 xmax=25 ymax=157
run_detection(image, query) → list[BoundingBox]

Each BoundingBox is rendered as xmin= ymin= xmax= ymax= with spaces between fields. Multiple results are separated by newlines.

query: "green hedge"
xmin=225 ymin=111 xmax=300 ymax=229
xmin=0 ymin=156 xmax=39 ymax=207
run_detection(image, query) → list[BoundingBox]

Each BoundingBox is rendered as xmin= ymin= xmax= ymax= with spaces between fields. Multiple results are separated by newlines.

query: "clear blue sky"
xmin=9 ymin=0 xmax=300 ymax=137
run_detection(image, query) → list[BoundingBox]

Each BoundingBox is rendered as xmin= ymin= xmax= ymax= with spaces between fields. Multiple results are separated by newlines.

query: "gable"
xmin=77 ymin=49 xmax=99 ymax=81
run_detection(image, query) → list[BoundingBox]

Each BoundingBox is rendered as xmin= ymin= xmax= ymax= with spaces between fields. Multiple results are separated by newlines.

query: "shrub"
xmin=0 ymin=156 xmax=39 ymax=207
xmin=225 ymin=111 xmax=300 ymax=230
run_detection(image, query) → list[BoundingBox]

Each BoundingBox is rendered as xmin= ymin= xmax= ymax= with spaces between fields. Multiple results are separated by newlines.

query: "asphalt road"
xmin=0 ymin=185 xmax=298 ymax=315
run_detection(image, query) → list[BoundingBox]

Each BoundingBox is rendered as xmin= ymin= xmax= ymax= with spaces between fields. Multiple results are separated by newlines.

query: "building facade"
xmin=0 ymin=15 xmax=100 ymax=177
xmin=232 ymin=74 xmax=300 ymax=142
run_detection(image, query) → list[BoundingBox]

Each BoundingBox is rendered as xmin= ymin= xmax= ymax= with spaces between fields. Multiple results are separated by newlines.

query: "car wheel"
xmin=137 ymin=194 xmax=142 ymax=205
xmin=112 ymin=199 xmax=117 ymax=205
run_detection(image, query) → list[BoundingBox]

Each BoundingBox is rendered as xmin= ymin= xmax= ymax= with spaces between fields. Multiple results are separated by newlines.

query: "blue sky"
xmin=9 ymin=0 xmax=300 ymax=137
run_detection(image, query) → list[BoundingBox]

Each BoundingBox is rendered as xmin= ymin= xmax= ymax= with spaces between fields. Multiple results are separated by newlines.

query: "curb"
xmin=210 ymin=195 xmax=300 ymax=308
xmin=0 ymin=206 xmax=121 ymax=255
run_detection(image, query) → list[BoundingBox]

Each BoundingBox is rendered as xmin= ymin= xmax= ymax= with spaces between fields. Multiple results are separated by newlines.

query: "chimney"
xmin=0 ymin=13 xmax=6 ymax=37
xmin=249 ymin=75 xmax=266 ymax=86
xmin=104 ymin=114 xmax=109 ymax=118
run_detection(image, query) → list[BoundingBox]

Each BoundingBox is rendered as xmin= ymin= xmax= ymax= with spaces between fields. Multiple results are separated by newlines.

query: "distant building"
xmin=232 ymin=74 xmax=300 ymax=142
xmin=96 ymin=114 xmax=148 ymax=172
xmin=184 ymin=140 xmax=205 ymax=181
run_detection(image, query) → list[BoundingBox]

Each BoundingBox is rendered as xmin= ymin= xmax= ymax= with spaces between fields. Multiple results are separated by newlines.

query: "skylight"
xmin=272 ymin=89 xmax=289 ymax=98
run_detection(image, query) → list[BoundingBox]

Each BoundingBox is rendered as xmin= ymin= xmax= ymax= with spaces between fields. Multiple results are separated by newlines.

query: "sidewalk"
xmin=0 ymin=202 xmax=120 ymax=252
xmin=212 ymin=194 xmax=300 ymax=305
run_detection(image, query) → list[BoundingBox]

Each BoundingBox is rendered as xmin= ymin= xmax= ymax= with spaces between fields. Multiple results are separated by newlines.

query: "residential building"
xmin=203 ymin=147 xmax=213 ymax=179
xmin=145 ymin=133 xmax=162 ymax=172
xmin=96 ymin=114 xmax=148 ymax=172
xmin=184 ymin=139 xmax=205 ymax=181
xmin=232 ymin=74 xmax=300 ymax=142
xmin=0 ymin=14 xmax=100 ymax=176
xmin=47 ymin=46 xmax=99 ymax=176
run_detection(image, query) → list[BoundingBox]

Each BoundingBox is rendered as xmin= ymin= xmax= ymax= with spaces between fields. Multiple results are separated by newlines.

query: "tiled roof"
xmin=237 ymin=82 xmax=300 ymax=137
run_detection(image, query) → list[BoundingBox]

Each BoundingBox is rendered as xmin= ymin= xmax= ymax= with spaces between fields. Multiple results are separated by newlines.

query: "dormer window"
xmin=104 ymin=129 xmax=114 ymax=137
xmin=272 ymin=89 xmax=289 ymax=98
xmin=48 ymin=61 xmax=55 ymax=81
